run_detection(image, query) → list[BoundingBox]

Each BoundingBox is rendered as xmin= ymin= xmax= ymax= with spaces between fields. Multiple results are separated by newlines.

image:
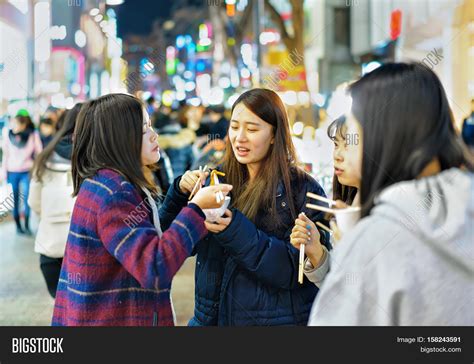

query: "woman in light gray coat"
xmin=308 ymin=63 xmax=473 ymax=326
xmin=28 ymin=104 xmax=82 ymax=298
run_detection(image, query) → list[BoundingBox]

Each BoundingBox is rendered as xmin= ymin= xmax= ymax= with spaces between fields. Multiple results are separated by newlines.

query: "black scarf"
xmin=9 ymin=129 xmax=33 ymax=148
xmin=55 ymin=136 xmax=73 ymax=160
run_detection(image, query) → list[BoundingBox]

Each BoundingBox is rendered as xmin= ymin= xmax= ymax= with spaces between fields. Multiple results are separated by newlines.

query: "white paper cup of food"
xmin=202 ymin=196 xmax=231 ymax=222
xmin=334 ymin=207 xmax=361 ymax=234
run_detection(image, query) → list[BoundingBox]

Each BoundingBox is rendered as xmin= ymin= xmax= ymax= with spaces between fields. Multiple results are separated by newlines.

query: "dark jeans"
xmin=39 ymin=254 xmax=63 ymax=298
xmin=6 ymin=171 xmax=30 ymax=220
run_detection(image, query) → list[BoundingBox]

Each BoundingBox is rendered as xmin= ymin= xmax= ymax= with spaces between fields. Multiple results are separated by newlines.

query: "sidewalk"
xmin=0 ymin=218 xmax=196 ymax=326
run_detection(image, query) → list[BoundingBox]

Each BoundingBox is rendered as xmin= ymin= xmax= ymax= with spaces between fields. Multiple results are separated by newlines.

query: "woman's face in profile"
xmin=141 ymin=109 xmax=160 ymax=166
xmin=333 ymin=112 xmax=362 ymax=188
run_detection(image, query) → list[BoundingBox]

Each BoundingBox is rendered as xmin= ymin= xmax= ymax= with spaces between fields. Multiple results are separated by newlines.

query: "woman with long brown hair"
xmin=189 ymin=88 xmax=330 ymax=326
xmin=52 ymin=93 xmax=232 ymax=326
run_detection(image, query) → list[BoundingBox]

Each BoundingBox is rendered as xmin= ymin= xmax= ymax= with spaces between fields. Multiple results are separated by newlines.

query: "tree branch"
xmin=235 ymin=0 xmax=254 ymax=45
xmin=264 ymin=0 xmax=295 ymax=50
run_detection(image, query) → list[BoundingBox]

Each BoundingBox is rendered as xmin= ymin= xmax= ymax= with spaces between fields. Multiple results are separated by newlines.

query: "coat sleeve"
xmin=308 ymin=220 xmax=406 ymax=326
xmin=97 ymin=190 xmax=207 ymax=290
xmin=158 ymin=176 xmax=190 ymax=231
xmin=303 ymin=246 xmax=330 ymax=287
xmin=27 ymin=176 xmax=42 ymax=215
xmin=214 ymin=181 xmax=330 ymax=290
xmin=215 ymin=209 xmax=297 ymax=289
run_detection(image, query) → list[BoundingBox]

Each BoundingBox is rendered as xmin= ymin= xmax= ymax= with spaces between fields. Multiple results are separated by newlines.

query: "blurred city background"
xmin=0 ymin=0 xmax=473 ymax=325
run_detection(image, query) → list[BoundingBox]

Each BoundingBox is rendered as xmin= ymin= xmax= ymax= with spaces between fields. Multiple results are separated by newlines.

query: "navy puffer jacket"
xmin=189 ymin=169 xmax=330 ymax=326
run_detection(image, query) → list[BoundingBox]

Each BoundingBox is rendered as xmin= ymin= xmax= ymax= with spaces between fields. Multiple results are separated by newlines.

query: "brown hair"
xmin=224 ymin=88 xmax=301 ymax=225
xmin=71 ymin=93 xmax=157 ymax=196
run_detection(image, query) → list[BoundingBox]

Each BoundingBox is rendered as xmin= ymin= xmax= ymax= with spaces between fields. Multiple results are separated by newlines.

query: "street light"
xmin=163 ymin=20 xmax=175 ymax=31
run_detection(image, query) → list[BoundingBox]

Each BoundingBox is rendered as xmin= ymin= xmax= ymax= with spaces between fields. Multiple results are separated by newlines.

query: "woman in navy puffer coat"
xmin=189 ymin=89 xmax=330 ymax=326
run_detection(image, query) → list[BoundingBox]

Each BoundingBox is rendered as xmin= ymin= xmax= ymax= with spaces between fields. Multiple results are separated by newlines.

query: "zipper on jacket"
xmin=153 ymin=311 xmax=158 ymax=326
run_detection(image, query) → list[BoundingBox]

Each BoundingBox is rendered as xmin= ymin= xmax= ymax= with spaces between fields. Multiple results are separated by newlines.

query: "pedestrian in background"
xmin=207 ymin=105 xmax=229 ymax=142
xmin=28 ymin=103 xmax=82 ymax=298
xmin=38 ymin=117 xmax=56 ymax=148
xmin=157 ymin=107 xmax=195 ymax=178
xmin=1 ymin=109 xmax=42 ymax=235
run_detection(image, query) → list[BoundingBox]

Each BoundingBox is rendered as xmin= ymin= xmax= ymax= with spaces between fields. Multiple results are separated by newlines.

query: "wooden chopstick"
xmin=316 ymin=221 xmax=333 ymax=234
xmin=306 ymin=203 xmax=336 ymax=214
xmin=188 ymin=180 xmax=200 ymax=201
xmin=298 ymin=244 xmax=305 ymax=284
xmin=306 ymin=192 xmax=337 ymax=206
xmin=188 ymin=165 xmax=207 ymax=201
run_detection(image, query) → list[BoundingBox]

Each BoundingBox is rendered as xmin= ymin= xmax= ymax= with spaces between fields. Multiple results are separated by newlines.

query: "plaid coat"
xmin=52 ymin=169 xmax=206 ymax=326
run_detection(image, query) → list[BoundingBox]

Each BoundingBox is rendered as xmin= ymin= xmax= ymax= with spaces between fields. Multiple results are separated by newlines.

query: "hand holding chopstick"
xmin=188 ymin=165 xmax=208 ymax=201
xmin=291 ymin=212 xmax=324 ymax=284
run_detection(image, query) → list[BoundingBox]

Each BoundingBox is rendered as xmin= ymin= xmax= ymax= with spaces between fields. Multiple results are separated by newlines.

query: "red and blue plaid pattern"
xmin=52 ymin=169 xmax=206 ymax=326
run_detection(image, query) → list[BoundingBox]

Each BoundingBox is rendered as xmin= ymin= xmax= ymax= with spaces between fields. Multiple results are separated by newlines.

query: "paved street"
xmin=0 ymin=217 xmax=196 ymax=326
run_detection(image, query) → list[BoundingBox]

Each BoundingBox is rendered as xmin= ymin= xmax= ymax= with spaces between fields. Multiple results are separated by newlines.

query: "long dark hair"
xmin=32 ymin=103 xmax=82 ymax=182
xmin=327 ymin=116 xmax=358 ymax=205
xmin=72 ymin=93 xmax=157 ymax=197
xmin=223 ymin=88 xmax=302 ymax=225
xmin=349 ymin=62 xmax=474 ymax=218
